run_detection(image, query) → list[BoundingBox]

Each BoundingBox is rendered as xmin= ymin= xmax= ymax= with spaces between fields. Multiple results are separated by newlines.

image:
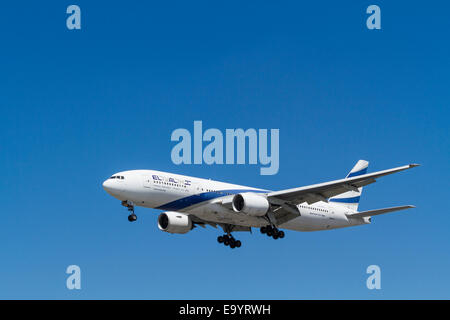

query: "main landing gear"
xmin=260 ymin=225 xmax=285 ymax=240
xmin=217 ymin=234 xmax=242 ymax=249
xmin=122 ymin=200 xmax=137 ymax=222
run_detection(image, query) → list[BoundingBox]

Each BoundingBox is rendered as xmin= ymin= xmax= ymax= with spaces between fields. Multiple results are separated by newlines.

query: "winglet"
xmin=409 ymin=163 xmax=420 ymax=168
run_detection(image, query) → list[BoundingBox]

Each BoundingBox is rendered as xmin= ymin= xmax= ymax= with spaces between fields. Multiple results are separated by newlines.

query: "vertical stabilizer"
xmin=329 ymin=160 xmax=369 ymax=211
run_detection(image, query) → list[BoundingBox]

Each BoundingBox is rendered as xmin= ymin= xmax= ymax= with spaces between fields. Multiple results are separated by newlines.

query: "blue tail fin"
xmin=329 ymin=160 xmax=369 ymax=211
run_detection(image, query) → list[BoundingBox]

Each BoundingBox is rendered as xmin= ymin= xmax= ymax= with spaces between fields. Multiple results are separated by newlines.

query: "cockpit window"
xmin=109 ymin=176 xmax=124 ymax=180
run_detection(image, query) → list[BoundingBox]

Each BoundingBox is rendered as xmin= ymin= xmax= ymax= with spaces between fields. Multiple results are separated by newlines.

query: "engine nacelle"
xmin=158 ymin=211 xmax=192 ymax=234
xmin=232 ymin=193 xmax=270 ymax=216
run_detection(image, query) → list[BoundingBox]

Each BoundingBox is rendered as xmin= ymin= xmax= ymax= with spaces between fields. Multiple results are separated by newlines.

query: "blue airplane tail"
xmin=329 ymin=160 xmax=369 ymax=211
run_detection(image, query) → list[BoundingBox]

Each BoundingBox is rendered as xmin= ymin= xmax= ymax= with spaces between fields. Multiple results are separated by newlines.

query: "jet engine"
xmin=158 ymin=211 xmax=192 ymax=234
xmin=232 ymin=193 xmax=270 ymax=216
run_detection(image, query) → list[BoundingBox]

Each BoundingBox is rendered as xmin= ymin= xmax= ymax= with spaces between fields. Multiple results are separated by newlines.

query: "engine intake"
xmin=232 ymin=193 xmax=269 ymax=217
xmin=158 ymin=211 xmax=192 ymax=234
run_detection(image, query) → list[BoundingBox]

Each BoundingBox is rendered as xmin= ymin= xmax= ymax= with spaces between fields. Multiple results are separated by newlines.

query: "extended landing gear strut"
xmin=122 ymin=200 xmax=137 ymax=222
xmin=260 ymin=225 xmax=285 ymax=240
xmin=217 ymin=234 xmax=242 ymax=249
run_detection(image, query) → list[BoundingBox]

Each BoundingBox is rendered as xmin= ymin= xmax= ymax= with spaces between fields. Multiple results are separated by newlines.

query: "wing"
xmin=268 ymin=164 xmax=419 ymax=206
xmin=215 ymin=195 xmax=301 ymax=226
xmin=190 ymin=214 xmax=252 ymax=232
xmin=190 ymin=215 xmax=218 ymax=229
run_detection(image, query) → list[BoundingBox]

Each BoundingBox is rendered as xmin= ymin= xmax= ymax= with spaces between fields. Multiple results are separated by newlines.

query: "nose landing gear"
xmin=217 ymin=234 xmax=242 ymax=249
xmin=260 ymin=225 xmax=285 ymax=239
xmin=122 ymin=200 xmax=137 ymax=222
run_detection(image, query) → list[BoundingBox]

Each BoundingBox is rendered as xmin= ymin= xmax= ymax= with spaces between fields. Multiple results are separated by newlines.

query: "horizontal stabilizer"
xmin=346 ymin=205 xmax=415 ymax=218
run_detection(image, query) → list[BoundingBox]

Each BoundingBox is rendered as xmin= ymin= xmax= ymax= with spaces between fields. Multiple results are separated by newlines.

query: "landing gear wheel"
xmin=264 ymin=224 xmax=285 ymax=240
xmin=123 ymin=201 xmax=136 ymax=222
xmin=218 ymin=233 xmax=241 ymax=249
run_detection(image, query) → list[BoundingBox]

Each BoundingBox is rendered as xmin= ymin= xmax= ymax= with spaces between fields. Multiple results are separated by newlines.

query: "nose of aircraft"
xmin=102 ymin=178 xmax=123 ymax=196
xmin=102 ymin=179 xmax=112 ymax=191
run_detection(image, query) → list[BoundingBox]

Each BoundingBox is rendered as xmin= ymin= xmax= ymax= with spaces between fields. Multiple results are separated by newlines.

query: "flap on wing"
xmin=346 ymin=205 xmax=415 ymax=218
xmin=219 ymin=224 xmax=251 ymax=233
xmin=190 ymin=215 xmax=218 ymax=229
xmin=271 ymin=204 xmax=301 ymax=225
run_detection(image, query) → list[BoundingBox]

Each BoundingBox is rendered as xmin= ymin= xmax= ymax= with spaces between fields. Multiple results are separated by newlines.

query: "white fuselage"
xmin=102 ymin=170 xmax=369 ymax=232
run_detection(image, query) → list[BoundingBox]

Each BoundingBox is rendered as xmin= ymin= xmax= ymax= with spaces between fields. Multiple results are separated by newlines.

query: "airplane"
xmin=102 ymin=160 xmax=419 ymax=249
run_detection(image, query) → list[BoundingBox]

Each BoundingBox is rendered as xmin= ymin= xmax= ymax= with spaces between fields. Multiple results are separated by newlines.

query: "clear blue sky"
xmin=1 ymin=1 xmax=449 ymax=299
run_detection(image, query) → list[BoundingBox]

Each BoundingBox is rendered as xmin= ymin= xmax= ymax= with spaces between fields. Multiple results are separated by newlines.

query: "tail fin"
xmin=329 ymin=160 xmax=369 ymax=211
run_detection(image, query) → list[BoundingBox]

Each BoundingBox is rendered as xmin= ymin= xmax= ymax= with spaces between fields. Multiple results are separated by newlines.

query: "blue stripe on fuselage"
xmin=156 ymin=189 xmax=268 ymax=211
